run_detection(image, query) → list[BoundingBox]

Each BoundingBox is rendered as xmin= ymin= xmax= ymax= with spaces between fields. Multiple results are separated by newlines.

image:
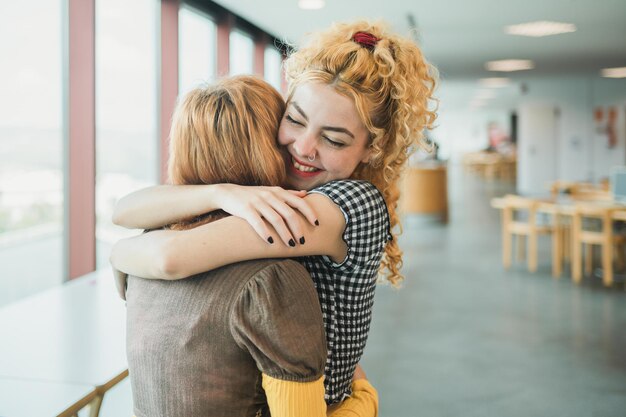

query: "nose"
xmin=293 ymin=133 xmax=317 ymax=160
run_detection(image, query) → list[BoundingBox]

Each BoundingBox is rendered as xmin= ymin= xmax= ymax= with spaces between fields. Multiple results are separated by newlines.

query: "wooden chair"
xmin=501 ymin=195 xmax=556 ymax=274
xmin=570 ymin=188 xmax=612 ymax=202
xmin=571 ymin=204 xmax=626 ymax=286
xmin=549 ymin=180 xmax=598 ymax=198
xmin=547 ymin=181 xmax=610 ymax=273
xmin=549 ymin=180 xmax=576 ymax=197
xmin=599 ymin=177 xmax=610 ymax=191
xmin=537 ymin=202 xmax=570 ymax=278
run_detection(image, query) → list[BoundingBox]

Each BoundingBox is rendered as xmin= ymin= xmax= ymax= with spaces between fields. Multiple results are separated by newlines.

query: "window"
xmin=229 ymin=29 xmax=254 ymax=75
xmin=264 ymin=45 xmax=283 ymax=92
xmin=95 ymin=0 xmax=159 ymax=269
xmin=179 ymin=5 xmax=216 ymax=95
xmin=0 ymin=1 xmax=64 ymax=306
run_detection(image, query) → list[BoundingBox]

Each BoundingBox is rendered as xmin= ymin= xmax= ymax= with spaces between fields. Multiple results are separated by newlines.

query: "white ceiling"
xmin=213 ymin=0 xmax=626 ymax=80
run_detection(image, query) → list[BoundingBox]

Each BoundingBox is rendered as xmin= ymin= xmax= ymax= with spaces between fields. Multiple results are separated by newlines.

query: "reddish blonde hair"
xmin=167 ymin=76 xmax=286 ymax=230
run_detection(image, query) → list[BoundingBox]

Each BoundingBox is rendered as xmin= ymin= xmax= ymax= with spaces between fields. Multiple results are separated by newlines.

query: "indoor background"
xmin=1 ymin=1 xmax=625 ymax=416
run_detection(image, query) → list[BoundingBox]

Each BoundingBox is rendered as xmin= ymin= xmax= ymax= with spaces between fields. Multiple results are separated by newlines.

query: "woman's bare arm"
xmin=110 ymin=194 xmax=347 ymax=280
xmin=112 ymin=184 xmax=221 ymax=229
xmin=112 ymin=184 xmax=317 ymax=246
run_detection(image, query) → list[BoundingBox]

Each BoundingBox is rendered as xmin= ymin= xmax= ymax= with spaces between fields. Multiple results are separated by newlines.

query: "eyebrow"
xmin=291 ymin=101 xmax=355 ymax=139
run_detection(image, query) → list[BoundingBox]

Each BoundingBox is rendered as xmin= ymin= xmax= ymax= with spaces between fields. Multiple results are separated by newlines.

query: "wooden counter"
xmin=400 ymin=163 xmax=448 ymax=222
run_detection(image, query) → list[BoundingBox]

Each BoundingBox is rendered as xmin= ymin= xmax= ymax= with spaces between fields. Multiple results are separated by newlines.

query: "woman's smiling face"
xmin=278 ymin=82 xmax=371 ymax=191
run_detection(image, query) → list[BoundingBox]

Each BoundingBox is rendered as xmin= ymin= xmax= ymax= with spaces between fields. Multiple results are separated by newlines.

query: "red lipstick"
xmin=288 ymin=155 xmax=323 ymax=178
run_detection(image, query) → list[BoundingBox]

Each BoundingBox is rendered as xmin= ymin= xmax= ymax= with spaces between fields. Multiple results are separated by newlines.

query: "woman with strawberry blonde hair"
xmin=113 ymin=19 xmax=437 ymax=411
xmin=124 ymin=75 xmax=375 ymax=417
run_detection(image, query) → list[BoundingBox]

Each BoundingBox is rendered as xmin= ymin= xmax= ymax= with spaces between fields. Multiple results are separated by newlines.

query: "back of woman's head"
xmin=168 ymin=75 xmax=286 ymax=188
xmin=284 ymin=20 xmax=439 ymax=286
xmin=167 ymin=75 xmax=286 ymax=230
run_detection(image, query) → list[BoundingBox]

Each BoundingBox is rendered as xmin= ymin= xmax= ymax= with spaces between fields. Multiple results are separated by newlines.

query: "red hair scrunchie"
xmin=351 ymin=31 xmax=380 ymax=51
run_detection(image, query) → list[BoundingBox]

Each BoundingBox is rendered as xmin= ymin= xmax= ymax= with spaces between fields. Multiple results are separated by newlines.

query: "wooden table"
xmin=491 ymin=196 xmax=626 ymax=282
xmin=0 ymin=269 xmax=128 ymax=417
xmin=463 ymin=152 xmax=516 ymax=181
xmin=491 ymin=196 xmax=626 ymax=217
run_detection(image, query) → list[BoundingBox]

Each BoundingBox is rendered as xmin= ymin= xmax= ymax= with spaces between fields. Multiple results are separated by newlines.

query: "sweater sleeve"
xmin=262 ymin=374 xmax=327 ymax=417
xmin=262 ymin=375 xmax=379 ymax=417
xmin=327 ymin=379 xmax=379 ymax=417
xmin=230 ymin=260 xmax=327 ymax=381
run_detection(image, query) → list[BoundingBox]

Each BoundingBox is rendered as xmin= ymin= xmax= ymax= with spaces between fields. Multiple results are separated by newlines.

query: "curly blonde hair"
xmin=284 ymin=20 xmax=438 ymax=286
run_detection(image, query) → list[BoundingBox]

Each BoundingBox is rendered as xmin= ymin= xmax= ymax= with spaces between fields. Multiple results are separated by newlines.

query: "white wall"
xmin=517 ymin=78 xmax=592 ymax=187
xmin=516 ymin=77 xmax=626 ymax=186
xmin=433 ymin=80 xmax=511 ymax=160
xmin=434 ymin=109 xmax=510 ymax=160
xmin=517 ymin=103 xmax=558 ymax=195
xmin=589 ymin=78 xmax=626 ymax=182
xmin=435 ymin=76 xmax=626 ymax=194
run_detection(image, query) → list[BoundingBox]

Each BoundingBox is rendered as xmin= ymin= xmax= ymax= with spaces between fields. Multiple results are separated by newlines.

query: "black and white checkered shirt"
xmin=302 ymin=180 xmax=391 ymax=404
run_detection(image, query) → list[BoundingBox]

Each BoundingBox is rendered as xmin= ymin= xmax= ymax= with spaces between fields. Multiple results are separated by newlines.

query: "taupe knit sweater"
xmin=126 ymin=259 xmax=326 ymax=417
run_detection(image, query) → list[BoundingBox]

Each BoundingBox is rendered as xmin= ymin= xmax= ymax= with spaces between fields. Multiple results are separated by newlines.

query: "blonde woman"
xmin=124 ymin=76 xmax=373 ymax=417
xmin=112 ymin=20 xmax=437 ymax=409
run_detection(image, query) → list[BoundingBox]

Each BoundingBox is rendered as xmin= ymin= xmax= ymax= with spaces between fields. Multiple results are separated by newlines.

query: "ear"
xmin=360 ymin=147 xmax=372 ymax=164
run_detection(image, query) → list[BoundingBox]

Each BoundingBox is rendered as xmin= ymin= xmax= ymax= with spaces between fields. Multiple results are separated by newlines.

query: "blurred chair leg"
xmin=516 ymin=234 xmax=525 ymax=262
xmin=503 ymin=232 xmax=512 ymax=270
xmin=528 ymin=231 xmax=538 ymax=273
xmin=552 ymin=220 xmax=562 ymax=278
xmin=584 ymin=244 xmax=593 ymax=276
xmin=572 ymin=215 xmax=582 ymax=283
xmin=615 ymin=243 xmax=626 ymax=271
xmin=602 ymin=240 xmax=614 ymax=287
xmin=563 ymin=226 xmax=571 ymax=262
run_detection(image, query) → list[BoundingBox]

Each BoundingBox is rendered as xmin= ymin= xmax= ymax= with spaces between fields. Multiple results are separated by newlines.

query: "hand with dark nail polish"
xmin=299 ymin=237 xmax=305 ymax=245
xmin=289 ymin=239 xmax=296 ymax=247
xmin=267 ymin=237 xmax=274 ymax=244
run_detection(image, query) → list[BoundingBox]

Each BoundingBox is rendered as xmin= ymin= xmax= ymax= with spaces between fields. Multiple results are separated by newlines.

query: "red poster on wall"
xmin=594 ymin=106 xmax=618 ymax=149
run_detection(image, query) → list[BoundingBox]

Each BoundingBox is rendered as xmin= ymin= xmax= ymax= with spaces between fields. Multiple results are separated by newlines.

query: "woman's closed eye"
xmin=323 ymin=136 xmax=346 ymax=148
xmin=286 ymin=114 xmax=304 ymax=126
xmin=286 ymin=114 xmax=345 ymax=147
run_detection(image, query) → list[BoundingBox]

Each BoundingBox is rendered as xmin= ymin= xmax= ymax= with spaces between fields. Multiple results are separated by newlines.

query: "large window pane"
xmin=229 ymin=29 xmax=254 ymax=75
xmin=264 ymin=46 xmax=283 ymax=92
xmin=0 ymin=1 xmax=63 ymax=306
xmin=96 ymin=0 xmax=158 ymax=269
xmin=179 ymin=5 xmax=216 ymax=95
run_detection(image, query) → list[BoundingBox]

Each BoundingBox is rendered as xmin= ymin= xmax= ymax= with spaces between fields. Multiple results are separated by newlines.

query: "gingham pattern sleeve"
xmin=310 ymin=180 xmax=391 ymax=271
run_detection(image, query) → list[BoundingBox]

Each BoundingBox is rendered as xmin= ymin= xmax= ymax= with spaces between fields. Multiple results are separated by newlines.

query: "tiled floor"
xmin=363 ymin=164 xmax=626 ymax=417
xmin=100 ymin=163 xmax=626 ymax=417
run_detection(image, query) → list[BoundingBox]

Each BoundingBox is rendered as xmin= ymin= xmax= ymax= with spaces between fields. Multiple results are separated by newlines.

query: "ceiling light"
xmin=469 ymin=100 xmax=487 ymax=109
xmin=470 ymin=97 xmax=488 ymax=105
xmin=486 ymin=59 xmax=534 ymax=72
xmin=479 ymin=78 xmax=511 ymax=88
xmin=601 ymin=67 xmax=626 ymax=78
xmin=475 ymin=90 xmax=496 ymax=99
xmin=505 ymin=21 xmax=577 ymax=37
xmin=298 ymin=0 xmax=325 ymax=10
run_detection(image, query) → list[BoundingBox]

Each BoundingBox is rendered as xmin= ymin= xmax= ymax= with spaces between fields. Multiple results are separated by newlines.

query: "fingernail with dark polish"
xmin=315 ymin=219 xmax=320 ymax=226
xmin=267 ymin=237 xmax=274 ymax=244
xmin=289 ymin=239 xmax=296 ymax=247
xmin=299 ymin=237 xmax=305 ymax=245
